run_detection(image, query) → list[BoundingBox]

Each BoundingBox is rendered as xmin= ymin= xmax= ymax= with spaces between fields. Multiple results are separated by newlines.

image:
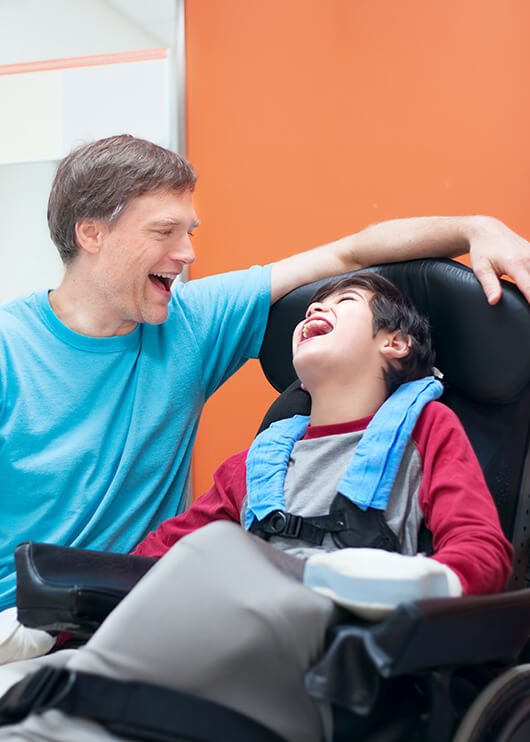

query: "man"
xmin=0 ymin=134 xmax=528 ymax=614
xmin=0 ymin=273 xmax=511 ymax=741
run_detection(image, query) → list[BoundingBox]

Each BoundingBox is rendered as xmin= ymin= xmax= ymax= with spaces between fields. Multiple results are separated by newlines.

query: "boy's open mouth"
xmin=149 ymin=273 xmax=176 ymax=293
xmin=301 ymin=317 xmax=333 ymax=340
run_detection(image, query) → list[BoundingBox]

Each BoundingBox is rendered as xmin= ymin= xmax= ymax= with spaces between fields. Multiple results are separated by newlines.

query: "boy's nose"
xmin=306 ymin=301 xmax=327 ymax=318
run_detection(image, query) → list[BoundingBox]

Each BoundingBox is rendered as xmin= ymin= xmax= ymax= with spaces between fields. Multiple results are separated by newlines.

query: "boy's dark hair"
xmin=310 ymin=272 xmax=435 ymax=395
xmin=48 ymin=135 xmax=197 ymax=264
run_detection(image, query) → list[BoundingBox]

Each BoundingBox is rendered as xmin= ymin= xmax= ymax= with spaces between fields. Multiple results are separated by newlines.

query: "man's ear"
xmin=380 ymin=330 xmax=411 ymax=361
xmin=75 ymin=220 xmax=107 ymax=255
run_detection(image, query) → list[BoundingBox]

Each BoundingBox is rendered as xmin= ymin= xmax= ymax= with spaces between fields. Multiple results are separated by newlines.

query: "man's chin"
xmin=142 ymin=306 xmax=170 ymax=325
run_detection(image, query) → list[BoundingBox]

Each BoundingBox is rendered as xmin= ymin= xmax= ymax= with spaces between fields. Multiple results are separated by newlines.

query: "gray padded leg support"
xmin=0 ymin=522 xmax=338 ymax=742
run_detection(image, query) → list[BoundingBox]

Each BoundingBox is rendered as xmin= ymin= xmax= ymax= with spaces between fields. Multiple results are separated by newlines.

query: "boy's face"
xmin=292 ymin=286 xmax=385 ymax=390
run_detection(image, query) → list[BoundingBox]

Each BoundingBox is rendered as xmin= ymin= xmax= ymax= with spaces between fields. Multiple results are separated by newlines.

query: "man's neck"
xmin=49 ymin=274 xmax=137 ymax=338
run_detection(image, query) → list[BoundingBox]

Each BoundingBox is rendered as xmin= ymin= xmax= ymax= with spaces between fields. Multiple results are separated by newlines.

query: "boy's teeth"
xmin=302 ymin=319 xmax=332 ymax=339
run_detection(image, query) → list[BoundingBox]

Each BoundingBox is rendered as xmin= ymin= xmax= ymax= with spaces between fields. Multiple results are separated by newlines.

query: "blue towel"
xmin=245 ymin=376 xmax=443 ymax=529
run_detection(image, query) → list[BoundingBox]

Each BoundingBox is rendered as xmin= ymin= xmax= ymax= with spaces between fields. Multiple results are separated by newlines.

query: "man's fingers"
xmin=473 ymin=262 xmax=502 ymax=305
xmin=508 ymin=262 xmax=530 ymax=304
xmin=474 ymin=257 xmax=530 ymax=305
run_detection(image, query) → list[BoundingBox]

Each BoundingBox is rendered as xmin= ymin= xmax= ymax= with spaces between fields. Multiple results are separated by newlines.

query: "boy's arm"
xmin=134 ymin=450 xmax=248 ymax=557
xmin=270 ymin=215 xmax=530 ymax=305
xmin=415 ymin=403 xmax=513 ymax=595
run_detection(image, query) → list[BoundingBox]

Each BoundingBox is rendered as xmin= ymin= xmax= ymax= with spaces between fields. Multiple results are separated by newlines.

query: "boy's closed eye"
xmin=336 ymin=291 xmax=363 ymax=303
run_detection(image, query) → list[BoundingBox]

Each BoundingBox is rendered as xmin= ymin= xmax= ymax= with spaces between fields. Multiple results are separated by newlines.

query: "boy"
xmin=0 ymin=274 xmax=512 ymax=742
xmin=135 ymin=272 xmax=511 ymax=599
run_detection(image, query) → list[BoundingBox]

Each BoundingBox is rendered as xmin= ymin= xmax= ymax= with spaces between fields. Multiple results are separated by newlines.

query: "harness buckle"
xmin=267 ymin=511 xmax=302 ymax=539
xmin=0 ymin=667 xmax=76 ymax=724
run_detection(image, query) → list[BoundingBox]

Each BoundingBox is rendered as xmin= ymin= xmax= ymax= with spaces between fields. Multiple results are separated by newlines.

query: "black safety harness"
xmin=0 ymin=665 xmax=287 ymax=741
xmin=249 ymin=492 xmax=401 ymax=551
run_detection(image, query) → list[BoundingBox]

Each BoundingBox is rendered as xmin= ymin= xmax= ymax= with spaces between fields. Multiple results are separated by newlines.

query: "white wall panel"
xmin=0 ymin=161 xmax=62 ymax=304
xmin=0 ymin=72 xmax=62 ymax=165
xmin=61 ymin=58 xmax=170 ymax=153
xmin=0 ymin=55 xmax=170 ymax=166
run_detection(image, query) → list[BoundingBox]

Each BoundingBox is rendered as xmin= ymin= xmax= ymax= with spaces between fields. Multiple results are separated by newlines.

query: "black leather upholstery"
xmin=15 ymin=542 xmax=156 ymax=635
xmin=260 ymin=259 xmax=530 ymax=402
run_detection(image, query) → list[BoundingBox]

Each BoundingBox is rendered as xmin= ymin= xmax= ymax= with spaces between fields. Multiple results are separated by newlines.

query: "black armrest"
xmin=306 ymin=589 xmax=530 ymax=714
xmin=15 ymin=542 xmax=157 ymax=636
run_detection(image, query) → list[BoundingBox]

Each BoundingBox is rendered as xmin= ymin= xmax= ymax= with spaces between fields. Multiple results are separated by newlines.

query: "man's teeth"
xmin=151 ymin=273 xmax=177 ymax=291
xmin=302 ymin=319 xmax=332 ymax=339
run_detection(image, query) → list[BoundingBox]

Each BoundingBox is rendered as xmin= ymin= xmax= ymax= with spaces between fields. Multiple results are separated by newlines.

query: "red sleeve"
xmin=133 ymin=449 xmax=249 ymax=557
xmin=414 ymin=402 xmax=513 ymax=595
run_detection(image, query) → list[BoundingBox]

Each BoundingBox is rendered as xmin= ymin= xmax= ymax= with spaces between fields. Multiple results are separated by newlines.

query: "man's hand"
xmin=467 ymin=216 xmax=530 ymax=304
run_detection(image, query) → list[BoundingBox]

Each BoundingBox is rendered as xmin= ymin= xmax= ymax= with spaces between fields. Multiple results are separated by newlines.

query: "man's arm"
xmin=270 ymin=215 xmax=530 ymax=305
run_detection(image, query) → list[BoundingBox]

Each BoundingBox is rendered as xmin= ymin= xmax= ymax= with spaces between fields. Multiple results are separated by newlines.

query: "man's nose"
xmin=170 ymin=237 xmax=195 ymax=265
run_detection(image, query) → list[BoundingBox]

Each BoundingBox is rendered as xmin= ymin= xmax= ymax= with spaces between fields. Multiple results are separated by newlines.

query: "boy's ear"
xmin=75 ymin=220 xmax=107 ymax=255
xmin=380 ymin=330 xmax=411 ymax=361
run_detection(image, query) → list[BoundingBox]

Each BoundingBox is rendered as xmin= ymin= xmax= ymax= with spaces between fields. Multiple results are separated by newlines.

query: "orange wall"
xmin=185 ymin=0 xmax=530 ymax=498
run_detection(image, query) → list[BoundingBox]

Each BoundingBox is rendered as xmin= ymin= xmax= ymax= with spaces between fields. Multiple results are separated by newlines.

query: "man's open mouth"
xmin=301 ymin=317 xmax=333 ymax=340
xmin=149 ymin=273 xmax=176 ymax=293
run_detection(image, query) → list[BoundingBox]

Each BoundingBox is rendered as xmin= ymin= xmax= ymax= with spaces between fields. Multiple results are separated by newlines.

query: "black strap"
xmin=249 ymin=493 xmax=404 ymax=553
xmin=249 ymin=509 xmax=349 ymax=545
xmin=0 ymin=666 xmax=287 ymax=742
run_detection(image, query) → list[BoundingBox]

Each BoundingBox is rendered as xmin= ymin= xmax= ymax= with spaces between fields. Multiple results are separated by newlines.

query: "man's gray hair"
xmin=48 ymin=134 xmax=196 ymax=263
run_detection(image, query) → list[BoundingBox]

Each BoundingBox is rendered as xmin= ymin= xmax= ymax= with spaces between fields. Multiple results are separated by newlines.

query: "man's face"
xmin=292 ymin=287 xmax=384 ymax=391
xmin=88 ymin=188 xmax=198 ymax=333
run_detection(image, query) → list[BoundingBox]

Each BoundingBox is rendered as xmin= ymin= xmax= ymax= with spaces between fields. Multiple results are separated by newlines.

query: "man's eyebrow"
xmin=147 ymin=218 xmax=200 ymax=230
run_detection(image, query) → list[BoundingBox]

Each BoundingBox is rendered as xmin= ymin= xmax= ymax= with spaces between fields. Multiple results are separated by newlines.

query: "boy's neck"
xmin=308 ymin=378 xmax=388 ymax=427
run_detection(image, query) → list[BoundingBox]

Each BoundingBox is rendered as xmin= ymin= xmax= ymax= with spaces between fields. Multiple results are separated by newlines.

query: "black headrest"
xmin=259 ymin=259 xmax=530 ymax=405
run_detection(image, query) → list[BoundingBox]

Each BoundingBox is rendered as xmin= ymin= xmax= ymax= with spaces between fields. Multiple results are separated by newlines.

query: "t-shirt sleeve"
xmin=133 ymin=449 xmax=249 ymax=557
xmin=0 ymin=322 xmax=7 ymax=415
xmin=414 ymin=402 xmax=513 ymax=595
xmin=174 ymin=265 xmax=271 ymax=399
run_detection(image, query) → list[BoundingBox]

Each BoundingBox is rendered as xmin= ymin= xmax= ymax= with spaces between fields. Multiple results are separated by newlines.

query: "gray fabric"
xmin=0 ymin=522 xmax=339 ymax=742
xmin=0 ymin=708 xmax=131 ymax=741
xmin=0 ymin=649 xmax=76 ymax=698
xmin=384 ymin=438 xmax=423 ymax=554
xmin=241 ymin=430 xmax=424 ymax=558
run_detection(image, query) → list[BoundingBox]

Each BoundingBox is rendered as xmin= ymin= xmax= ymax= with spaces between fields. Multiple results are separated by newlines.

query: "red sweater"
xmin=135 ymin=402 xmax=513 ymax=595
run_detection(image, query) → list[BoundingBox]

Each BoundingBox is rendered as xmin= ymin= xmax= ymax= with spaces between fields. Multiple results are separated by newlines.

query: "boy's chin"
xmin=295 ymin=373 xmax=321 ymax=395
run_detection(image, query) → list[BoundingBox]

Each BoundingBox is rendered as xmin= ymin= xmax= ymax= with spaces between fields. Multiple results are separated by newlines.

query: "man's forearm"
xmin=334 ymin=215 xmax=474 ymax=268
xmin=270 ymin=215 xmax=474 ymax=304
xmin=270 ymin=214 xmax=530 ymax=305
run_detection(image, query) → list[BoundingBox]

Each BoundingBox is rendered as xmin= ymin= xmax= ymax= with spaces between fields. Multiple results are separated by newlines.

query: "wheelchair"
xmin=2 ymin=258 xmax=530 ymax=742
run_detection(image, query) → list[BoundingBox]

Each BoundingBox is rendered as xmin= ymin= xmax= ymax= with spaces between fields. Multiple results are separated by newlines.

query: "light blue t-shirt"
xmin=0 ymin=265 xmax=271 ymax=609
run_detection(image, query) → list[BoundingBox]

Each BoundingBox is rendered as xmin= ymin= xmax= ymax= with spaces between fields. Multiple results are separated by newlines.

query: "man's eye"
xmin=157 ymin=230 xmax=172 ymax=237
